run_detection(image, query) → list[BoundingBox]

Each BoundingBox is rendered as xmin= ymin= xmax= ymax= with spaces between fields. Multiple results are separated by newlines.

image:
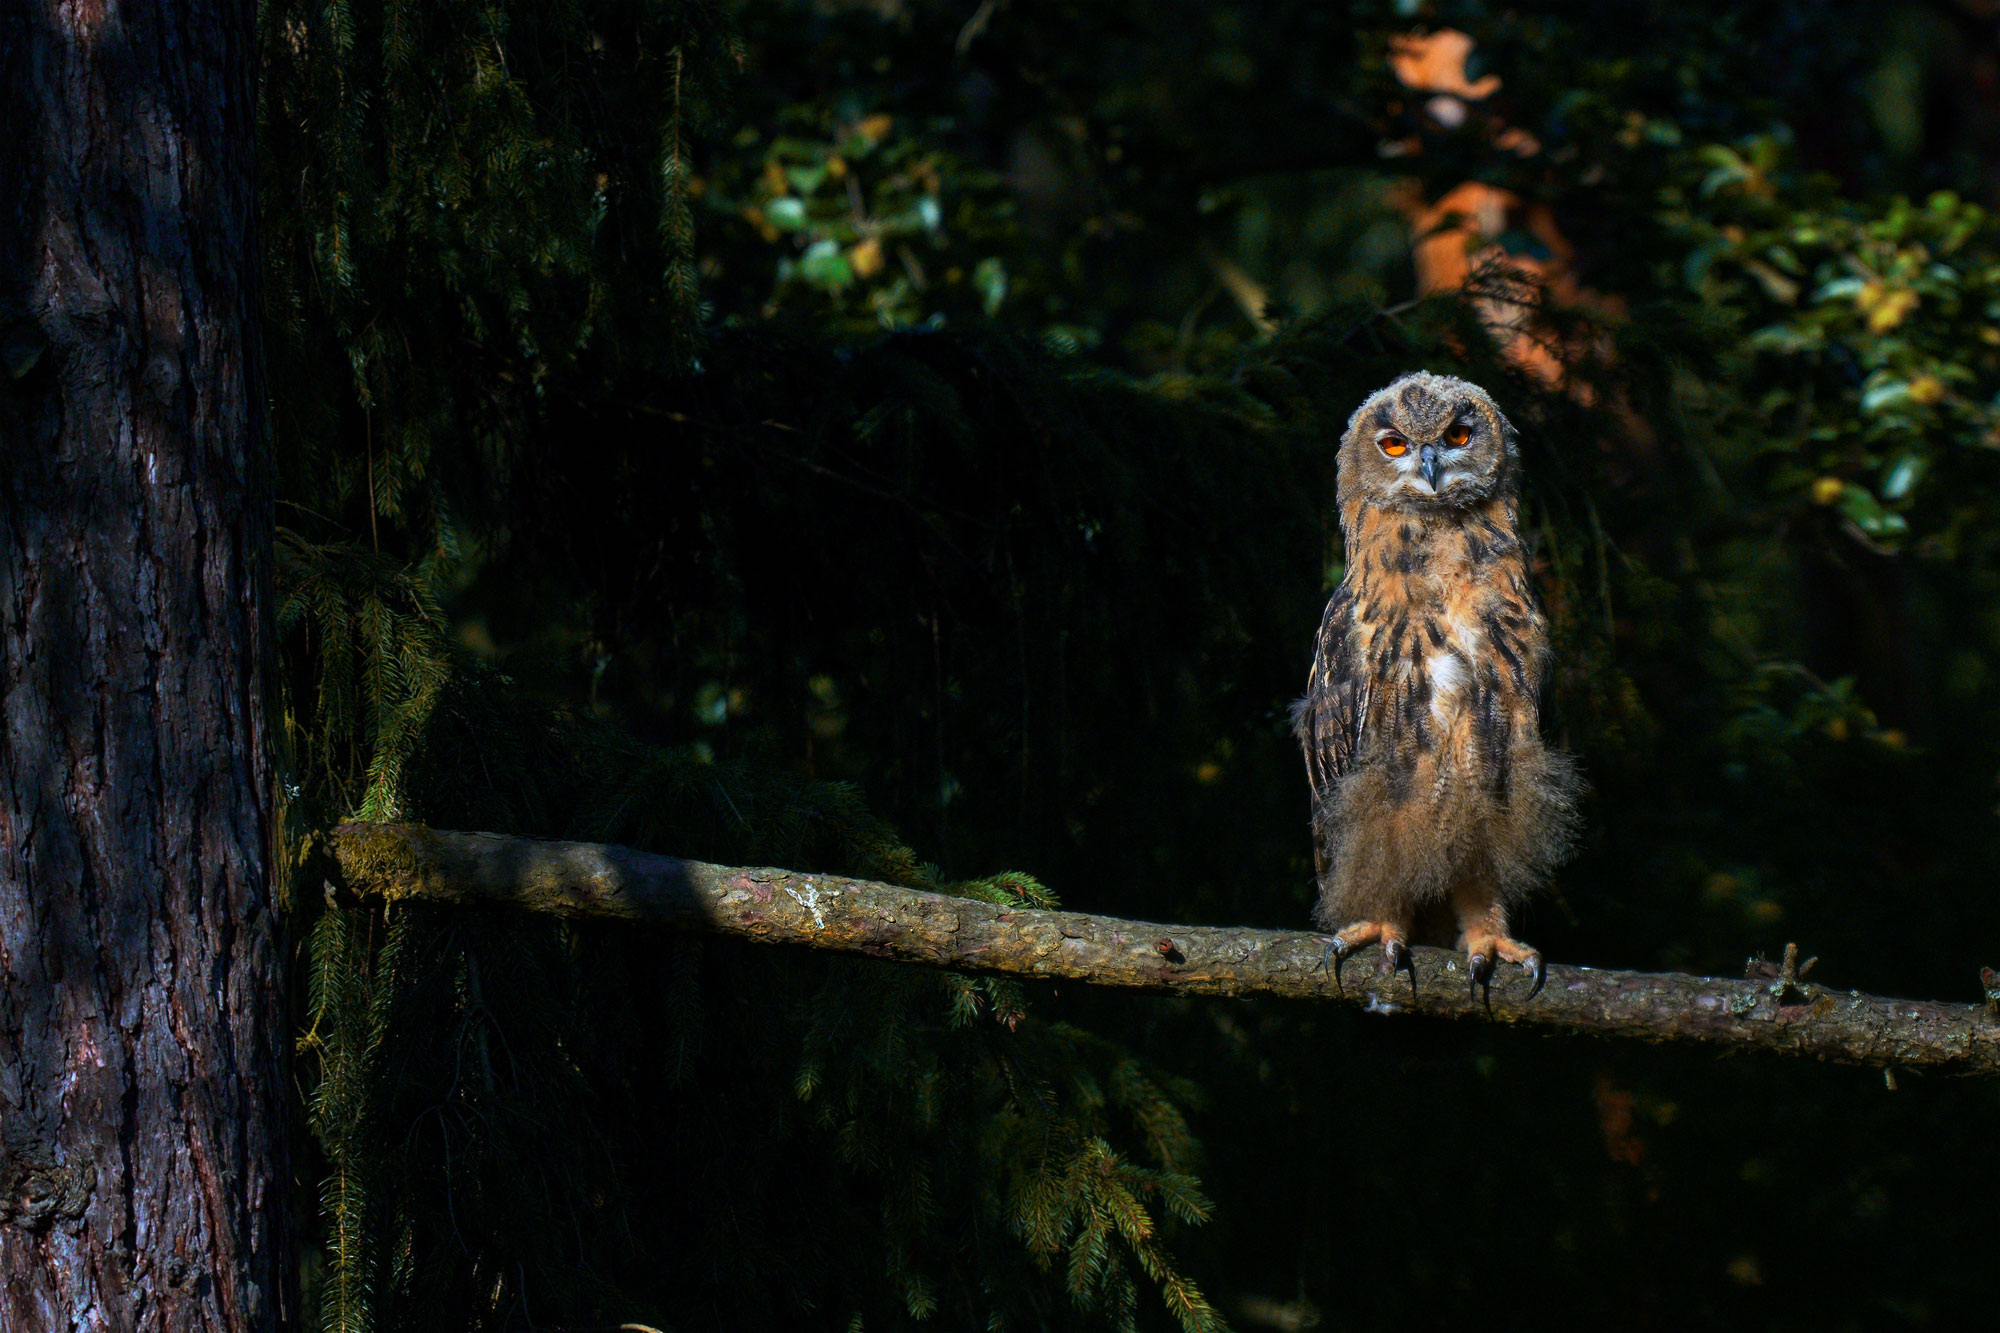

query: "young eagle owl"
xmin=1293 ymin=371 xmax=1581 ymax=1002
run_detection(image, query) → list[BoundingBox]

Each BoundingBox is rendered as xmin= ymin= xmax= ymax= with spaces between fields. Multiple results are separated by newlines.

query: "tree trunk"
xmin=0 ymin=1 xmax=286 ymax=1328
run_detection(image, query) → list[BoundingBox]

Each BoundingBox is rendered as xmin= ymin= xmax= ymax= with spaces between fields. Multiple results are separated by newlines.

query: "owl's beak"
xmin=1419 ymin=442 xmax=1443 ymax=492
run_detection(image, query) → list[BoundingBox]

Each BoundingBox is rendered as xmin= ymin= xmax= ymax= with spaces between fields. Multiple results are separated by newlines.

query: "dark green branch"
xmin=326 ymin=823 xmax=2000 ymax=1077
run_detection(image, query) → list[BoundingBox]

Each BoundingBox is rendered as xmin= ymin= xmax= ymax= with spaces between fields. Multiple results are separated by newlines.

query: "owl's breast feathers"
xmin=1296 ymin=494 xmax=1579 ymax=916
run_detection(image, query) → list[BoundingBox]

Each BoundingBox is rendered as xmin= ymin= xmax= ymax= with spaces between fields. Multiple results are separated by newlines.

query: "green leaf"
xmin=1838 ymin=483 xmax=1909 ymax=537
xmin=798 ymin=239 xmax=855 ymax=290
xmin=1860 ymin=380 xmax=1910 ymax=414
xmin=785 ymin=162 xmax=829 ymax=194
xmin=766 ymin=196 xmax=807 ymax=231
xmin=1744 ymin=323 xmax=1815 ymax=353
xmin=1880 ymin=452 xmax=1927 ymax=501
xmin=972 ymin=257 xmax=1007 ymax=315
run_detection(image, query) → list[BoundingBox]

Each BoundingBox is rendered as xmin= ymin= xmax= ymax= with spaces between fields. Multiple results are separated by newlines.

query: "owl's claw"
xmin=1467 ymin=952 xmax=1493 ymax=1013
xmin=1524 ymin=952 xmax=1546 ymax=1000
xmin=1314 ymin=923 xmax=1413 ymax=999
xmin=1313 ymin=937 xmax=1347 ymax=994
xmin=1383 ymin=938 xmax=1418 ymax=1000
xmin=1458 ymin=924 xmax=1546 ymax=1008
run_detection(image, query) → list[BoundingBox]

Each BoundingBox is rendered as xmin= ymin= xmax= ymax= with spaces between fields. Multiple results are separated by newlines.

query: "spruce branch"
xmin=328 ymin=823 xmax=2000 ymax=1078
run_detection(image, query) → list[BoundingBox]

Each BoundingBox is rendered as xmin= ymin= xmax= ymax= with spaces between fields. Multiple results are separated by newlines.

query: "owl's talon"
xmin=1524 ymin=953 xmax=1546 ymax=1000
xmin=1383 ymin=939 xmax=1418 ymax=999
xmin=1467 ymin=952 xmax=1493 ymax=1013
xmin=1313 ymin=937 xmax=1351 ymax=995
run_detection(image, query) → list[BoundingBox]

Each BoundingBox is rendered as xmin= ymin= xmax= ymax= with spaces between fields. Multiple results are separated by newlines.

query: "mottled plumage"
xmin=1293 ymin=371 xmax=1581 ymax=1000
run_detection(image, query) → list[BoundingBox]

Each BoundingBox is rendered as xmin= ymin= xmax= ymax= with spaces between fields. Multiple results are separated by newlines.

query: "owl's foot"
xmin=1313 ymin=921 xmax=1417 ymax=1000
xmin=1463 ymin=934 xmax=1545 ymax=1010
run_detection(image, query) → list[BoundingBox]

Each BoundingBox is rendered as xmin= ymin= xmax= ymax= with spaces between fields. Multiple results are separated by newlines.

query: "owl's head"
xmin=1337 ymin=371 xmax=1517 ymax=512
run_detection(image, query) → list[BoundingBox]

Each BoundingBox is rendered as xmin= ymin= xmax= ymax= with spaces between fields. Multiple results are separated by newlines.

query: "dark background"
xmin=265 ymin=1 xmax=2000 ymax=1328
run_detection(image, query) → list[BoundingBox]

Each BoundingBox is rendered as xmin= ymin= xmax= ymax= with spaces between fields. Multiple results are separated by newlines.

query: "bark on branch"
xmin=327 ymin=823 xmax=2000 ymax=1077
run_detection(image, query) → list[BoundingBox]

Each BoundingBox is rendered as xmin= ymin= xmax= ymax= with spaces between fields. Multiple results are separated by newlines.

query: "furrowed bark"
xmin=0 ymin=0 xmax=286 ymax=1327
xmin=329 ymin=824 xmax=2000 ymax=1078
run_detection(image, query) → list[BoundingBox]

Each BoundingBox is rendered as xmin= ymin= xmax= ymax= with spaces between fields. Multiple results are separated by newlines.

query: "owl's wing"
xmin=1294 ymin=585 xmax=1364 ymax=803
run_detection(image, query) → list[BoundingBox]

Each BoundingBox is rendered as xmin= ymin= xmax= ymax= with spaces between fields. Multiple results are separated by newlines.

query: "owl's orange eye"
xmin=1380 ymin=435 xmax=1410 ymax=457
xmin=1445 ymin=423 xmax=1472 ymax=447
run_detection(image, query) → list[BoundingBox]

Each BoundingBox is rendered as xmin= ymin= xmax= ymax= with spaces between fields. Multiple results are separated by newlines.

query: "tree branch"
xmin=326 ymin=823 xmax=2000 ymax=1077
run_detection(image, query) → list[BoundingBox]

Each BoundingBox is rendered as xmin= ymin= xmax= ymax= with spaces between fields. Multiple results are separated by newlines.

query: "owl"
xmin=1292 ymin=371 xmax=1581 ymax=1003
